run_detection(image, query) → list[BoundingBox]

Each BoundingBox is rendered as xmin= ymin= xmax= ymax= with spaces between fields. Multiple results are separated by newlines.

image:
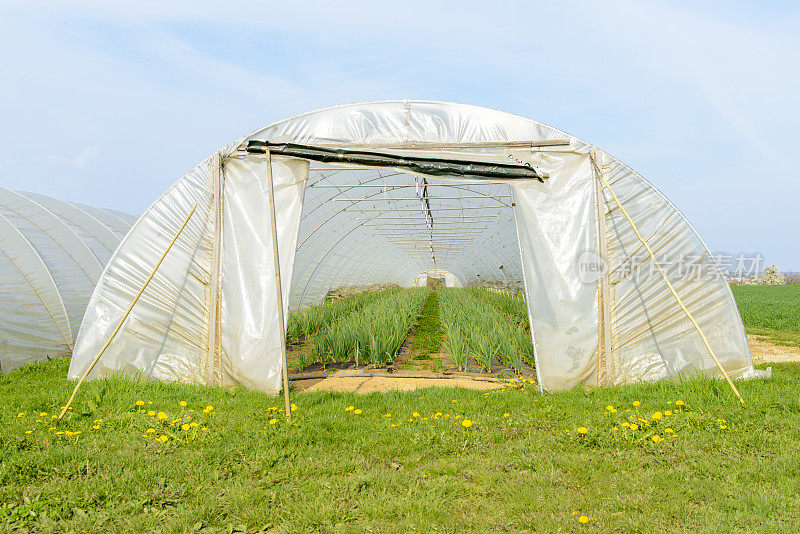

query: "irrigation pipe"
xmin=58 ymin=204 xmax=198 ymax=420
xmin=591 ymin=157 xmax=745 ymax=405
xmin=288 ymin=371 xmax=511 ymax=383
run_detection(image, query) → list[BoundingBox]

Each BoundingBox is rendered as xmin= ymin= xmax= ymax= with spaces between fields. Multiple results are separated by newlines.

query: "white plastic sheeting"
xmin=68 ymin=101 xmax=761 ymax=394
xmin=0 ymin=188 xmax=134 ymax=372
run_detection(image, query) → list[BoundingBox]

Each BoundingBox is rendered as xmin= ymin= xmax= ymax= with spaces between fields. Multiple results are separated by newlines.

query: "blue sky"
xmin=1 ymin=1 xmax=798 ymax=269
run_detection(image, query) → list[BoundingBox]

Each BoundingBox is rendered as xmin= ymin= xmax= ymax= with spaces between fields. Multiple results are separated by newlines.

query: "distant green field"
xmin=731 ymin=285 xmax=800 ymax=347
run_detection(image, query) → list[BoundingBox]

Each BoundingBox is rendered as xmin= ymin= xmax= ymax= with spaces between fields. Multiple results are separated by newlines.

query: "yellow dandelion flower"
xmin=412 ymin=412 xmax=420 ymax=418
xmin=157 ymin=412 xmax=168 ymax=420
xmin=435 ymin=412 xmax=442 ymax=417
xmin=158 ymin=435 xmax=168 ymax=443
xmin=92 ymin=425 xmax=100 ymax=430
xmin=390 ymin=423 xmax=399 ymax=427
xmin=269 ymin=418 xmax=277 ymax=425
xmin=621 ymin=422 xmax=630 ymax=427
xmin=135 ymin=400 xmax=145 ymax=406
xmin=675 ymin=400 xmax=684 ymax=406
xmin=579 ymin=515 xmax=589 ymax=524
xmin=652 ymin=435 xmax=661 ymax=443
xmin=345 ymin=406 xmax=354 ymax=412
xmin=39 ymin=412 xmax=47 ymax=417
xmin=36 ymin=420 xmax=41 ymax=423
xmin=664 ymin=428 xmax=674 ymax=434
xmin=462 ymin=419 xmax=473 ymax=428
xmin=146 ymin=428 xmax=156 ymax=434
xmin=385 ymin=413 xmax=392 ymax=417
xmin=354 ymin=409 xmax=362 ymax=415
xmin=147 ymin=410 xmax=155 ymax=416
xmin=720 ymin=424 xmax=728 ymax=430
xmin=605 ymin=405 xmax=614 ymax=412
xmin=51 ymin=415 xmax=57 ymax=419
xmin=716 ymin=418 xmax=726 ymax=423
xmin=205 ymin=405 xmax=214 ymax=411
xmin=179 ymin=401 xmax=188 ymax=407
xmin=455 ymin=414 xmax=462 ymax=419
xmin=25 ymin=430 xmax=33 ymax=434
xmin=651 ymin=412 xmax=663 ymax=420
xmin=290 ymin=403 xmax=297 ymax=412
xmin=17 ymin=413 xmax=24 ymax=417
xmin=181 ymin=424 xmax=190 ymax=431
xmin=577 ymin=427 xmax=588 ymax=434
xmin=630 ymin=424 xmax=638 ymax=431
xmin=664 ymin=410 xmax=672 ymax=416
xmin=190 ymin=422 xmax=198 ymax=428
xmin=632 ymin=401 xmax=640 ymax=407
xmin=202 ymin=427 xmax=208 ymax=431
xmin=451 ymin=399 xmax=457 ymax=403
xmin=55 ymin=431 xmax=63 ymax=435
xmin=503 ymin=413 xmax=510 ymax=418
xmin=612 ymin=426 xmax=618 ymax=431
xmin=572 ymin=511 xmax=578 ymax=516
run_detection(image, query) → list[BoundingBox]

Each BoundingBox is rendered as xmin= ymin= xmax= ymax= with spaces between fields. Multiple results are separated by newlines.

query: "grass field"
xmin=2 ymin=285 xmax=799 ymax=532
xmin=731 ymin=285 xmax=800 ymax=347
xmin=2 ymin=357 xmax=797 ymax=532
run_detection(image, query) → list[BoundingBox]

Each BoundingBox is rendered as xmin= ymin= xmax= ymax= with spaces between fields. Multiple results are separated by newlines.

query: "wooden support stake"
xmin=591 ymin=153 xmax=614 ymax=386
xmin=592 ymin=160 xmax=745 ymax=406
xmin=58 ymin=204 xmax=198 ymax=420
xmin=265 ymin=150 xmax=292 ymax=419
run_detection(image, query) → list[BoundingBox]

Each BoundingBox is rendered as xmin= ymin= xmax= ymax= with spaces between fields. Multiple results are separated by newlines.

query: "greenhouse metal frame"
xmin=0 ymin=187 xmax=135 ymax=372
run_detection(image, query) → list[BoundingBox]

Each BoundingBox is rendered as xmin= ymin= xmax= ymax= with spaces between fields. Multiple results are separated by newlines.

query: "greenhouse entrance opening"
xmin=276 ymin=143 xmax=538 ymax=310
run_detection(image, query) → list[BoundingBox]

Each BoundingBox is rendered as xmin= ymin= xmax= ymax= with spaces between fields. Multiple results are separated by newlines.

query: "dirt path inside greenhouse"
xmin=292 ymin=374 xmax=505 ymax=393
xmin=748 ymin=335 xmax=800 ymax=363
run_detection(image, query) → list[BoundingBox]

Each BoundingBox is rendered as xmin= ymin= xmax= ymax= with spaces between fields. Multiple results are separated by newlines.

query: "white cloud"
xmin=46 ymin=145 xmax=101 ymax=169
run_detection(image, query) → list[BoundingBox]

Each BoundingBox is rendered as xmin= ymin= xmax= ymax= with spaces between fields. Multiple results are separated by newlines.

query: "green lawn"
xmin=731 ymin=285 xmax=800 ymax=346
xmin=2 ymin=285 xmax=799 ymax=532
xmin=2 ymin=357 xmax=798 ymax=532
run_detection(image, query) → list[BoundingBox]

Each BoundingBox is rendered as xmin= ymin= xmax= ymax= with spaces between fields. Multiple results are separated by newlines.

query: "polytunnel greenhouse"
xmin=0 ymin=187 xmax=135 ymax=372
xmin=67 ymin=101 xmax=765 ymax=394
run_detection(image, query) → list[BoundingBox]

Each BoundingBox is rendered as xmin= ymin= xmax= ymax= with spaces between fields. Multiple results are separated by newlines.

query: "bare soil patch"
xmin=748 ymin=335 xmax=800 ymax=364
xmin=292 ymin=374 xmax=504 ymax=393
